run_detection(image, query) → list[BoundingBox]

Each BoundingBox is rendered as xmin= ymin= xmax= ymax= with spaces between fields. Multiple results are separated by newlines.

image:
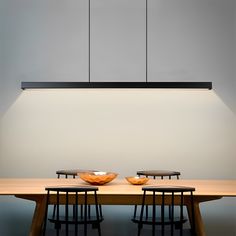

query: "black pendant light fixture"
xmin=21 ymin=81 xmax=212 ymax=89
xmin=21 ymin=0 xmax=212 ymax=90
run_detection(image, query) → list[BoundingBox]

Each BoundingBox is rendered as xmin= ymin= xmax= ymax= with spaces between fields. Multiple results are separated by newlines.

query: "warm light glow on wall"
xmin=1 ymin=89 xmax=235 ymax=179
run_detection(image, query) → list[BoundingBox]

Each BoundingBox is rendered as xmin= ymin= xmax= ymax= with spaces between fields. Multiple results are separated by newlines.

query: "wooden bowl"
xmin=125 ymin=176 xmax=149 ymax=185
xmin=79 ymin=171 xmax=118 ymax=185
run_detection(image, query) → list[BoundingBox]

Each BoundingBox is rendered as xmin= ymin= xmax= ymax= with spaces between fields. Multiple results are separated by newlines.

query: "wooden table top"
xmin=0 ymin=178 xmax=235 ymax=197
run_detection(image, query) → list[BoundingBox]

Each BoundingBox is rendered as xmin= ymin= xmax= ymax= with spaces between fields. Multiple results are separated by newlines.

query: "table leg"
xmin=16 ymin=195 xmax=47 ymax=236
xmin=186 ymin=201 xmax=206 ymax=236
xmin=30 ymin=195 xmax=47 ymax=236
xmin=186 ymin=196 xmax=222 ymax=236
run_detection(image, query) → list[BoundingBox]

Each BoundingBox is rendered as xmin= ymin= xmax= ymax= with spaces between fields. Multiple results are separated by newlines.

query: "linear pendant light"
xmin=21 ymin=81 xmax=212 ymax=89
xmin=21 ymin=0 xmax=212 ymax=90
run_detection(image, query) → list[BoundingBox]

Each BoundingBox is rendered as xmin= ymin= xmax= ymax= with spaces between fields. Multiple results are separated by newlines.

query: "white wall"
xmin=0 ymin=0 xmax=236 ymax=235
xmin=149 ymin=0 xmax=236 ymax=114
xmin=234 ymin=0 xmax=236 ymax=108
xmin=0 ymin=0 xmax=88 ymax=116
xmin=0 ymin=89 xmax=235 ymax=179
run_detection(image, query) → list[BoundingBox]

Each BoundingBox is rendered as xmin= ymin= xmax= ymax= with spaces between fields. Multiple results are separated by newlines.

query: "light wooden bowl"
xmin=79 ymin=171 xmax=118 ymax=185
xmin=125 ymin=176 xmax=149 ymax=185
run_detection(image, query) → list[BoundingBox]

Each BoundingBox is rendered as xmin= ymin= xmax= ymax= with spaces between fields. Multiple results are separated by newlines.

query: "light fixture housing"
xmin=21 ymin=81 xmax=212 ymax=90
xmin=21 ymin=82 xmax=212 ymax=89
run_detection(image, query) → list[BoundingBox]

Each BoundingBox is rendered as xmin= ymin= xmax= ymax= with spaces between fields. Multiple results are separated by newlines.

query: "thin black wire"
xmin=146 ymin=0 xmax=148 ymax=83
xmin=88 ymin=0 xmax=91 ymax=82
xmin=89 ymin=0 xmax=147 ymax=83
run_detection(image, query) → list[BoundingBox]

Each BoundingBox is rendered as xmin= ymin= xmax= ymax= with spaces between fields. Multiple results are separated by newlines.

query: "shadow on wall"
xmin=214 ymin=83 xmax=236 ymax=115
xmin=0 ymin=81 xmax=21 ymax=118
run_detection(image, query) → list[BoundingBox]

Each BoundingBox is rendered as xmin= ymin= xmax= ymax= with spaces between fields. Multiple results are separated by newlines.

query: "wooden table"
xmin=0 ymin=178 xmax=235 ymax=236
